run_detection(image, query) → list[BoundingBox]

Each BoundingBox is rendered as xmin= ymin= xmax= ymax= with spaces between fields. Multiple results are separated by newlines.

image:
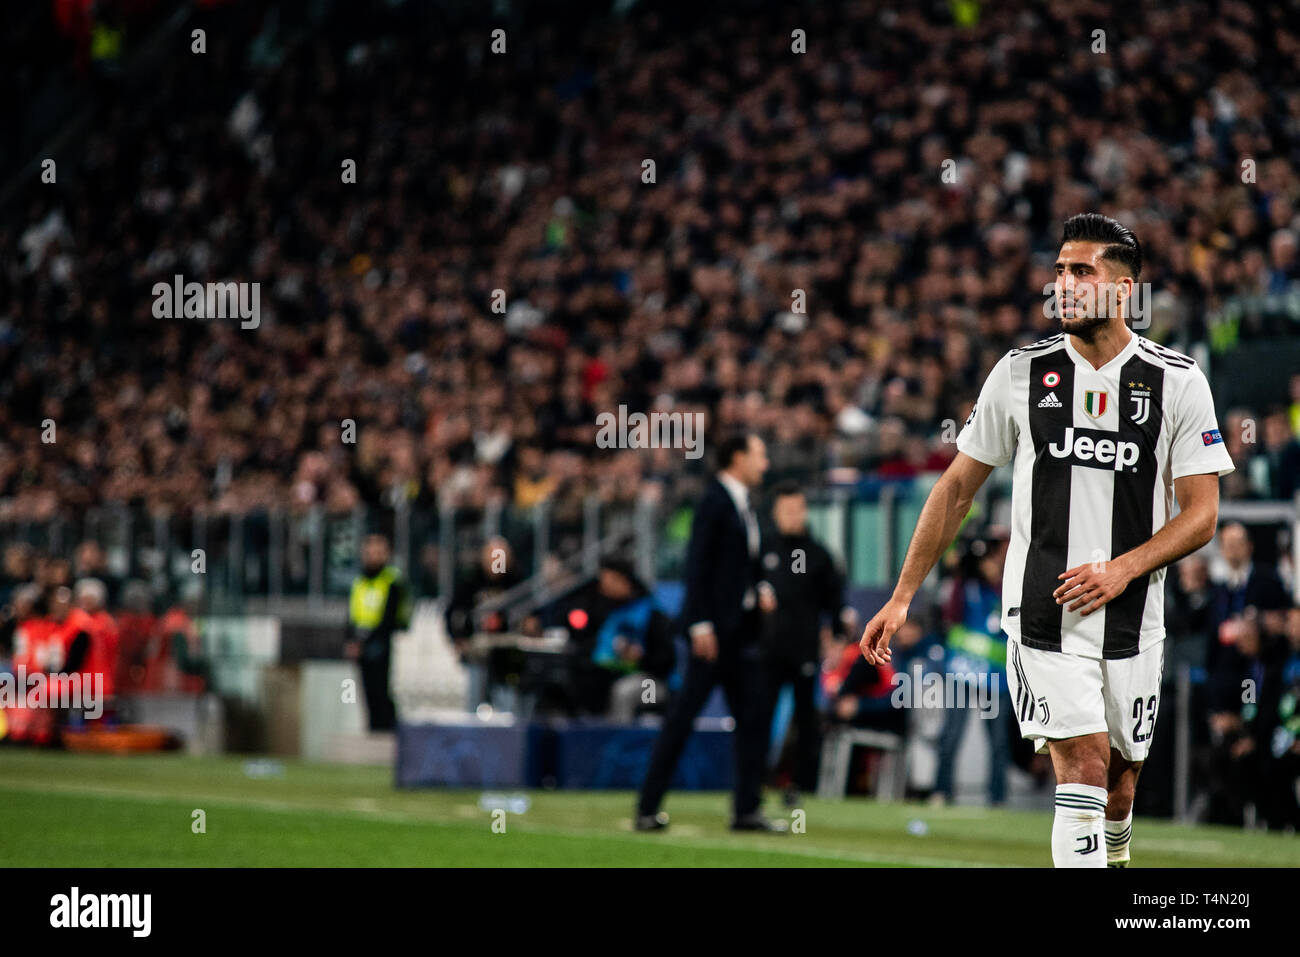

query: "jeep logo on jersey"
xmin=1047 ymin=427 xmax=1140 ymax=472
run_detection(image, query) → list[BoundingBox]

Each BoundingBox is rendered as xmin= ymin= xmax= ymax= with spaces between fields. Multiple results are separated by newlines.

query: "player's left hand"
xmin=1054 ymin=558 xmax=1135 ymax=616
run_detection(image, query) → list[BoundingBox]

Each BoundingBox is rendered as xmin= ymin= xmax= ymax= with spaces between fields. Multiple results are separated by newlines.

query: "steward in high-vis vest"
xmin=345 ymin=535 xmax=411 ymax=732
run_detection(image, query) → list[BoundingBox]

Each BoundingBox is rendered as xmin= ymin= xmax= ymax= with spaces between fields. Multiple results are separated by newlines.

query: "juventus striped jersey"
xmin=956 ymin=331 xmax=1234 ymax=660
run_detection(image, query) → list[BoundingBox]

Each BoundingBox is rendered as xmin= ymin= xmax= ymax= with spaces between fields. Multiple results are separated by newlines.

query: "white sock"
xmin=1052 ymin=784 xmax=1107 ymax=868
xmin=1105 ymin=812 xmax=1132 ymax=865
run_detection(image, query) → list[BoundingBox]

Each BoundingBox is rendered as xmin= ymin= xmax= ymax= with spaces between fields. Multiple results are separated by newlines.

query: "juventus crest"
xmin=1127 ymin=381 xmax=1152 ymax=425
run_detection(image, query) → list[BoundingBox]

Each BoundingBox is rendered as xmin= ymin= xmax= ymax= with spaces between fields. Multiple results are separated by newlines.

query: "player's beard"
xmin=1060 ymin=314 xmax=1110 ymax=343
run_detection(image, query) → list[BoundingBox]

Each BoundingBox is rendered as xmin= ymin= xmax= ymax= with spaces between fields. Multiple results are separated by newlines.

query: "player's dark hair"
xmin=1061 ymin=213 xmax=1142 ymax=279
xmin=717 ymin=431 xmax=756 ymax=471
xmin=770 ymin=480 xmax=804 ymax=500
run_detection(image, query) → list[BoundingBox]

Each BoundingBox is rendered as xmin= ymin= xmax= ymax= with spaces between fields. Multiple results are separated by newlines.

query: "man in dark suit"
xmin=1260 ymin=408 xmax=1300 ymax=501
xmin=1207 ymin=521 xmax=1290 ymax=705
xmin=1208 ymin=524 xmax=1288 ymax=643
xmin=635 ymin=432 xmax=784 ymax=831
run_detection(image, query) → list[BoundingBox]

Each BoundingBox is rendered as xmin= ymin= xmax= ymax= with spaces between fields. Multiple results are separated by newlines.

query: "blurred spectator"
xmin=1288 ymin=374 xmax=1300 ymax=439
xmin=115 ymin=580 xmax=158 ymax=693
xmin=36 ymin=557 xmax=72 ymax=592
xmin=157 ymin=586 xmax=207 ymax=694
xmin=826 ymin=625 xmax=910 ymax=736
xmin=445 ymin=537 xmax=522 ymax=649
xmin=68 ymin=578 xmax=120 ymax=706
xmin=1267 ymin=607 xmax=1300 ymax=828
xmin=0 ymin=545 xmax=35 ymax=606
xmin=512 ymin=445 xmax=558 ymax=509
xmin=1253 ymin=408 xmax=1300 ymax=501
xmin=1166 ymin=553 xmax=1216 ymax=673
xmin=0 ymin=583 xmax=42 ymax=665
xmin=72 ymin=541 xmax=122 ymax=610
xmin=1205 ymin=609 xmax=1291 ymax=827
xmin=933 ymin=530 xmax=1014 ymax=807
xmin=4 ymin=588 xmax=59 ymax=745
xmin=1209 ymin=522 xmax=1289 ymax=677
xmin=564 ymin=558 xmax=675 ymax=720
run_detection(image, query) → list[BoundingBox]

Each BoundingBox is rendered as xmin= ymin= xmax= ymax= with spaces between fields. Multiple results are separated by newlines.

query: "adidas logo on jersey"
xmin=1048 ymin=426 xmax=1140 ymax=472
xmin=1038 ymin=391 xmax=1062 ymax=408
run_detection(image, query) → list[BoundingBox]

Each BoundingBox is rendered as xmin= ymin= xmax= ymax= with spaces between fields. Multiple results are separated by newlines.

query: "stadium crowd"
xmin=2 ymin=0 xmax=1300 ymax=525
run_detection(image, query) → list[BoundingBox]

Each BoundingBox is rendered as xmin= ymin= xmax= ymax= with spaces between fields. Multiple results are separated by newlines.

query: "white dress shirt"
xmin=717 ymin=471 xmax=760 ymax=557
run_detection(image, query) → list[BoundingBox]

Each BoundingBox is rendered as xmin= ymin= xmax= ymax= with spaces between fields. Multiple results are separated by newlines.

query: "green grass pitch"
xmin=1 ymin=750 xmax=1296 ymax=867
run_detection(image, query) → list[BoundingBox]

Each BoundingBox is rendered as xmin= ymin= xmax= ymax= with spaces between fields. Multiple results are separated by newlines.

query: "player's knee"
xmin=1054 ymin=747 xmax=1108 ymax=787
xmin=1051 ymin=736 xmax=1110 ymax=788
xmin=1059 ymin=757 xmax=1108 ymax=788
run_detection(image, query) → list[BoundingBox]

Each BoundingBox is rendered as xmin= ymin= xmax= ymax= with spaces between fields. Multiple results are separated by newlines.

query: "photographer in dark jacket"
xmin=758 ymin=481 xmax=856 ymax=802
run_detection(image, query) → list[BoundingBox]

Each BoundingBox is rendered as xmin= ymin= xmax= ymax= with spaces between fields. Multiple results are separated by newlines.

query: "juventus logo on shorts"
xmin=1075 ymin=834 xmax=1099 ymax=854
xmin=1036 ymin=696 xmax=1050 ymax=724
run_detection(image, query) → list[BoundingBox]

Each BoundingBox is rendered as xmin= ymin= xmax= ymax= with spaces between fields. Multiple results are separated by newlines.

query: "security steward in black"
xmin=758 ymin=481 xmax=855 ymax=803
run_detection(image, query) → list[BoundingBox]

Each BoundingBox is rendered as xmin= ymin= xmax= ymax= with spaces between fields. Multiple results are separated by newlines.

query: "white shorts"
xmin=1005 ymin=638 xmax=1165 ymax=762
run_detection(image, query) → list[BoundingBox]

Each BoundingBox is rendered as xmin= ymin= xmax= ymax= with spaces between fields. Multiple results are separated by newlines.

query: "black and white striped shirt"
xmin=956 ymin=331 xmax=1234 ymax=660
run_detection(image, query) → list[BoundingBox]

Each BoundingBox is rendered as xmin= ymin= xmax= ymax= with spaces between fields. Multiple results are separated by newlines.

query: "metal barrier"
xmin=4 ymin=488 xmax=1294 ymax=610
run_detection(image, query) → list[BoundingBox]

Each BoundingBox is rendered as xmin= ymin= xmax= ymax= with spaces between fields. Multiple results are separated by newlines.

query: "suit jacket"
xmin=681 ymin=477 xmax=760 ymax=648
xmin=1207 ymin=563 xmax=1290 ymax=677
xmin=1212 ymin=564 xmax=1289 ymax=625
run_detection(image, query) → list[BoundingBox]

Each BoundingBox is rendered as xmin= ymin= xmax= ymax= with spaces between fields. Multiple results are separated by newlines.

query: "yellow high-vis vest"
xmin=349 ymin=566 xmax=411 ymax=632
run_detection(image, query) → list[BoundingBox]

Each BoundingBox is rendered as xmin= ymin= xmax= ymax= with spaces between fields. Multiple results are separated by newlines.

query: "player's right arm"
xmin=860 ymin=352 xmax=1016 ymax=664
xmin=859 ymin=452 xmax=994 ymax=663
